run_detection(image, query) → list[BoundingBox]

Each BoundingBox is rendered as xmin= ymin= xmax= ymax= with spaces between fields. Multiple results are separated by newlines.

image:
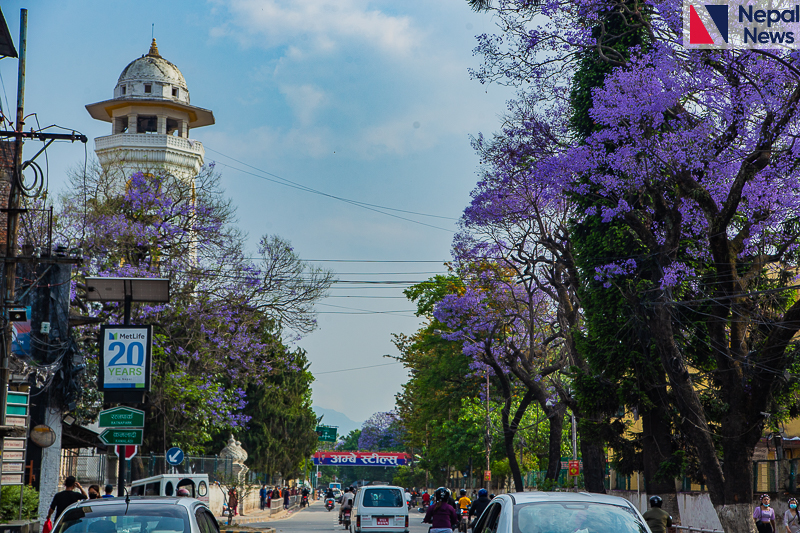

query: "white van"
xmin=129 ymin=473 xmax=210 ymax=504
xmin=352 ymin=485 xmax=409 ymax=533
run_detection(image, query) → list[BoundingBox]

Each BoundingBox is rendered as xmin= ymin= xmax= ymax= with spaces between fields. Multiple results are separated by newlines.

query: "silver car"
xmin=470 ymin=492 xmax=651 ymax=533
xmin=52 ymin=497 xmax=221 ymax=533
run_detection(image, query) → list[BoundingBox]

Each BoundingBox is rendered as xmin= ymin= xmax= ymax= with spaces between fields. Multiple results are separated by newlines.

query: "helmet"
xmin=478 ymin=489 xmax=488 ymax=498
xmin=434 ymin=487 xmax=450 ymax=502
xmin=489 ymin=494 xmax=495 ymax=499
xmin=649 ymin=496 xmax=663 ymax=507
xmin=460 ymin=489 xmax=467 ymax=496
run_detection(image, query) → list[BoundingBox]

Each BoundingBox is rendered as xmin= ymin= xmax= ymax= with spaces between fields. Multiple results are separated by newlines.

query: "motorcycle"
xmin=342 ymin=509 xmax=352 ymax=529
xmin=325 ymin=498 xmax=336 ymax=511
xmin=301 ymin=495 xmax=309 ymax=508
xmin=458 ymin=508 xmax=469 ymax=533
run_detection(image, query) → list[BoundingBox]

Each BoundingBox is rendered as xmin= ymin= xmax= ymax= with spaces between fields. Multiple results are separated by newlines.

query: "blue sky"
xmin=0 ymin=1 xmax=512 ymax=423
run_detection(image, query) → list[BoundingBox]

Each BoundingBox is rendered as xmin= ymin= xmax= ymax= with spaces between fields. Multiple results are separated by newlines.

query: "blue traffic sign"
xmin=166 ymin=447 xmax=184 ymax=466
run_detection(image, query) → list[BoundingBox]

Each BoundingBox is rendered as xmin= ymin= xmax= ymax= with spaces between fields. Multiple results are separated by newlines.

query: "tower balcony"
xmin=94 ymin=133 xmax=205 ymax=179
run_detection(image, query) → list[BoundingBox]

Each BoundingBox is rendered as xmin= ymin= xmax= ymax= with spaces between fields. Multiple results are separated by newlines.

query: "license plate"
xmin=376 ymin=518 xmax=389 ymax=526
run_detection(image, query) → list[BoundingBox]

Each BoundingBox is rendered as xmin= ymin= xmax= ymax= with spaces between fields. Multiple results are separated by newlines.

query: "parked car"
xmin=470 ymin=492 xmax=650 ymax=533
xmin=352 ymin=485 xmax=408 ymax=533
xmin=52 ymin=496 xmax=220 ymax=533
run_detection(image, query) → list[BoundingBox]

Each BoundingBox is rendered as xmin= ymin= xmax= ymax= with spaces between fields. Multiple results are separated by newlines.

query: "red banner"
xmin=313 ymin=451 xmax=410 ymax=466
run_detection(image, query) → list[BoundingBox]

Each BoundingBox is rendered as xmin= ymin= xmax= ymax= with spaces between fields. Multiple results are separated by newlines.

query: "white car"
xmin=470 ymin=492 xmax=650 ymax=533
xmin=52 ymin=496 xmax=220 ymax=533
xmin=352 ymin=484 xmax=409 ymax=533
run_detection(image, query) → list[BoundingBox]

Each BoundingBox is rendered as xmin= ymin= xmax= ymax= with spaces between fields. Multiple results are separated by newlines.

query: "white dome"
xmin=114 ymin=40 xmax=190 ymax=103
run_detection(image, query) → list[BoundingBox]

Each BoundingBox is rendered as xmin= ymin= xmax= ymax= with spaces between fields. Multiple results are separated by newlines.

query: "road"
xmin=250 ymin=502 xmax=431 ymax=533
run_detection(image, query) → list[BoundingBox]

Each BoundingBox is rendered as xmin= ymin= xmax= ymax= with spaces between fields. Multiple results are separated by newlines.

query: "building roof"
xmin=118 ymin=39 xmax=187 ymax=94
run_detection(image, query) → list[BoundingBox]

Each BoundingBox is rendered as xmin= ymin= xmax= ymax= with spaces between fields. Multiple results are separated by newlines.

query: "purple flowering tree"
xmin=468 ymin=0 xmax=800 ymax=527
xmin=358 ymin=411 xmax=405 ymax=451
xmin=56 ymin=166 xmax=333 ymax=452
xmin=433 ymin=261 xmax=567 ymax=492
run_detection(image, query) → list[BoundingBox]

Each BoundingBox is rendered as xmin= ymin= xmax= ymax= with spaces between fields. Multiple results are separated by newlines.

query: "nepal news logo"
xmin=684 ymin=1 xmax=800 ymax=48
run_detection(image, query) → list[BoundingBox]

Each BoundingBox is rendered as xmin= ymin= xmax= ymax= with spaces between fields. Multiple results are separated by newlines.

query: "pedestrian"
xmin=753 ymin=494 xmax=776 ymax=533
xmin=259 ymin=485 xmax=267 ymax=511
xmin=229 ymin=488 xmax=239 ymax=517
xmin=88 ymin=485 xmax=101 ymax=499
xmin=283 ymin=486 xmax=290 ymax=509
xmin=642 ymin=496 xmax=672 ymax=533
xmin=785 ymin=497 xmax=800 ymax=533
xmin=102 ymin=484 xmax=114 ymax=498
xmin=46 ymin=476 xmax=88 ymax=522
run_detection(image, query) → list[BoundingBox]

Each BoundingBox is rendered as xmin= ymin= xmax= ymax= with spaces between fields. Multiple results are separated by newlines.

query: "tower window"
xmin=144 ymin=84 xmax=152 ymax=94
xmin=121 ymin=85 xmax=126 ymax=95
xmin=172 ymin=87 xmax=178 ymax=97
xmin=137 ymin=115 xmax=158 ymax=133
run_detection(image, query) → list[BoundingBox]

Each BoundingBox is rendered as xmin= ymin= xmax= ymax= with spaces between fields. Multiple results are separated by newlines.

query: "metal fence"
xmin=61 ymin=450 xmax=235 ymax=486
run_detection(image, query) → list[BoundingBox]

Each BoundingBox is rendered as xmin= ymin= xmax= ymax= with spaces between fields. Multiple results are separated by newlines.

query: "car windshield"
xmin=514 ymin=502 xmax=647 ymax=533
xmin=361 ymin=489 xmax=403 ymax=508
xmin=55 ymin=504 xmax=191 ymax=533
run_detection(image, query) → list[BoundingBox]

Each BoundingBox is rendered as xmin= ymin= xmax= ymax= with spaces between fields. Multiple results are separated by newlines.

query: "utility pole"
xmin=485 ymin=370 xmax=491 ymax=492
xmin=1 ymin=7 xmax=26 ymax=432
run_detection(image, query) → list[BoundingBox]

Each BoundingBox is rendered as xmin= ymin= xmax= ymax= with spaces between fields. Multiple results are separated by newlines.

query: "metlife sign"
xmin=684 ymin=1 xmax=800 ymax=48
xmin=99 ymin=325 xmax=152 ymax=392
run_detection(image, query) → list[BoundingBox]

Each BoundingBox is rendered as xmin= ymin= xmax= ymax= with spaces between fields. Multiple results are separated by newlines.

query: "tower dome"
xmin=114 ymin=40 xmax=190 ymax=103
xmin=86 ymin=39 xmax=214 ymax=181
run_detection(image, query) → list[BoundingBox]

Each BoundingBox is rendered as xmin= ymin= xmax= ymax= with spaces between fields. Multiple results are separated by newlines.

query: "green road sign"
xmin=99 ymin=428 xmax=143 ymax=445
xmin=316 ymin=426 xmax=337 ymax=442
xmin=98 ymin=407 xmax=145 ymax=428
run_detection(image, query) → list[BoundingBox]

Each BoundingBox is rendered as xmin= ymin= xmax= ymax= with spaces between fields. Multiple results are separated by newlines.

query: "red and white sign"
xmin=313 ymin=451 xmax=410 ymax=466
xmin=377 ymin=518 xmax=389 ymax=526
xmin=568 ymin=460 xmax=580 ymax=476
xmin=316 ymin=471 xmax=322 ymax=478
xmin=484 ymin=471 xmax=491 ymax=481
xmin=115 ymin=445 xmax=138 ymax=460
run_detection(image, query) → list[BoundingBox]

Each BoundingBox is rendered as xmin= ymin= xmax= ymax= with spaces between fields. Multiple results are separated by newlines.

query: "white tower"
xmin=86 ymin=39 xmax=215 ymax=180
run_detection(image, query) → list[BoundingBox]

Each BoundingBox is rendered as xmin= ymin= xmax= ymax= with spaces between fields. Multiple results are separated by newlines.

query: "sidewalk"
xmin=216 ymin=499 xmax=316 ymax=526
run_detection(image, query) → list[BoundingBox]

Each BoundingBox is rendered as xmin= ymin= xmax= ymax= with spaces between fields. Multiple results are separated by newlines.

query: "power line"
xmin=206 ymin=147 xmax=459 ymax=221
xmin=314 ymin=362 xmax=404 ymax=375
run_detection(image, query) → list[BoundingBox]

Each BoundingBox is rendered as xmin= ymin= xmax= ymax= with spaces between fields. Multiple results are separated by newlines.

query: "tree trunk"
xmin=546 ymin=407 xmax=565 ymax=481
xmin=715 ymin=503 xmax=757 ymax=533
xmin=578 ymin=419 xmax=606 ymax=493
xmin=641 ymin=405 xmax=678 ymax=521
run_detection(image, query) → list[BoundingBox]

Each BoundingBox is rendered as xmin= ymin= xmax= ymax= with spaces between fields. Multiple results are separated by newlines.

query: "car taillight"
xmin=405 ymin=516 xmax=409 ymax=528
xmin=357 ymin=516 xmax=361 ymax=528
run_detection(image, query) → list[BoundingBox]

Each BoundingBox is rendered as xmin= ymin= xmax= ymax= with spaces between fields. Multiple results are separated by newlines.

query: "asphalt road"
xmin=250 ymin=501 xmax=431 ymax=533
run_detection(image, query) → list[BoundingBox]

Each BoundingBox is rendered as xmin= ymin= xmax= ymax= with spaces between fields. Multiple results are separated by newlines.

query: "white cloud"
xmin=280 ymin=84 xmax=327 ymax=125
xmin=211 ymin=0 xmax=421 ymax=56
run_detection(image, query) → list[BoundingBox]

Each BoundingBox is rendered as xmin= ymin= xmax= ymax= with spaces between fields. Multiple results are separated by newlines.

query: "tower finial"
xmin=148 ymin=38 xmax=160 ymax=58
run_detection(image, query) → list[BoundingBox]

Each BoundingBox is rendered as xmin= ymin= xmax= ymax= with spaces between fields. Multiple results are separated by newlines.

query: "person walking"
xmin=283 ymin=486 xmax=291 ymax=509
xmin=102 ymin=485 xmax=114 ymax=498
xmin=785 ymin=497 xmax=800 ymax=533
xmin=642 ymin=496 xmax=672 ymax=533
xmin=46 ymin=476 xmax=88 ymax=522
xmin=259 ymin=485 xmax=267 ymax=511
xmin=87 ymin=485 xmax=101 ymax=500
xmin=229 ymin=488 xmax=239 ymax=518
xmin=754 ymin=494 xmax=776 ymax=533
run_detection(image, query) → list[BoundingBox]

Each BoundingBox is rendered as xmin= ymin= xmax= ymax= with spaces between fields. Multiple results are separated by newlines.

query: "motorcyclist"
xmin=339 ymin=486 xmax=355 ymax=523
xmin=457 ymin=489 xmax=471 ymax=511
xmin=642 ymin=496 xmax=672 ymax=533
xmin=469 ymin=489 xmax=491 ymax=525
xmin=423 ymin=487 xmax=459 ymax=533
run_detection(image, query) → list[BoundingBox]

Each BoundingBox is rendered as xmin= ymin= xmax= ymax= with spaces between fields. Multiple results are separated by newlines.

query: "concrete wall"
xmin=610 ymin=490 xmax=724 ymax=531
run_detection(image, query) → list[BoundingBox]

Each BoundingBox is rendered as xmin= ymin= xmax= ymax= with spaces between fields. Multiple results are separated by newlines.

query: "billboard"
xmin=99 ymin=325 xmax=152 ymax=391
xmin=313 ymin=452 xmax=410 ymax=466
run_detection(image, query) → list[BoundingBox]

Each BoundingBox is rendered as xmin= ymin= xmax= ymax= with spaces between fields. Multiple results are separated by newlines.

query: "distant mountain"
xmin=313 ymin=406 xmax=363 ymax=437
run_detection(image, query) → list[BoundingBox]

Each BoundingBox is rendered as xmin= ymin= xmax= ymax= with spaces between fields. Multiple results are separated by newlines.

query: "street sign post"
xmin=315 ymin=425 xmax=337 ymax=442
xmin=166 ymin=447 xmax=184 ymax=466
xmin=98 ymin=407 xmax=144 ymax=428
xmin=99 ymin=428 xmax=143 ymax=445
xmin=568 ymin=460 xmax=580 ymax=477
